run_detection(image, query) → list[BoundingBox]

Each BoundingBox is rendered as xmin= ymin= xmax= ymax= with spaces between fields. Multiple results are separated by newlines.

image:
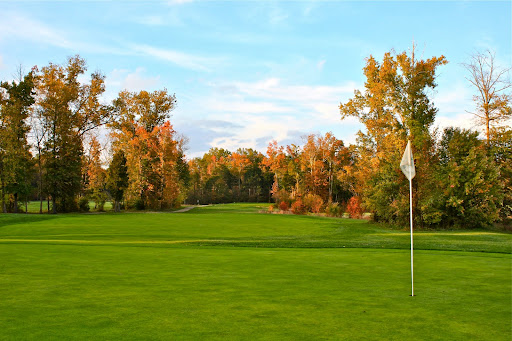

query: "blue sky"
xmin=0 ymin=0 xmax=510 ymax=157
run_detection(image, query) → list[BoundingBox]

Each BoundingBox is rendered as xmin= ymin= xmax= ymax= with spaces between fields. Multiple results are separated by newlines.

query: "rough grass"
xmin=0 ymin=203 xmax=510 ymax=340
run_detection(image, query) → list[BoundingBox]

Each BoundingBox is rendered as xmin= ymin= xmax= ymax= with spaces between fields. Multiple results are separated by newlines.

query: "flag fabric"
xmin=401 ymin=140 xmax=416 ymax=296
xmin=400 ymin=141 xmax=415 ymax=181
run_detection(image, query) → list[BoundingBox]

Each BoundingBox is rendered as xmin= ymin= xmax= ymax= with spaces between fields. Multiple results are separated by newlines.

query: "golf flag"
xmin=401 ymin=140 xmax=415 ymax=296
xmin=400 ymin=141 xmax=415 ymax=180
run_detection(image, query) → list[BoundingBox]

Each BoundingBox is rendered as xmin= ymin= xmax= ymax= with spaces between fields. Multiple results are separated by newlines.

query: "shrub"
xmin=78 ymin=197 xmax=90 ymax=212
xmin=134 ymin=199 xmax=145 ymax=210
xmin=347 ymin=196 xmax=363 ymax=218
xmin=279 ymin=201 xmax=289 ymax=211
xmin=325 ymin=202 xmax=342 ymax=217
xmin=303 ymin=193 xmax=324 ymax=213
xmin=268 ymin=204 xmax=275 ymax=213
xmin=291 ymin=199 xmax=306 ymax=215
xmin=272 ymin=189 xmax=290 ymax=205
xmin=127 ymin=198 xmax=145 ymax=210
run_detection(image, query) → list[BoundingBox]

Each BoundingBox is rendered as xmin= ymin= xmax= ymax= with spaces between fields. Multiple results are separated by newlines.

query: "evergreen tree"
xmin=0 ymin=70 xmax=36 ymax=213
xmin=106 ymin=150 xmax=128 ymax=212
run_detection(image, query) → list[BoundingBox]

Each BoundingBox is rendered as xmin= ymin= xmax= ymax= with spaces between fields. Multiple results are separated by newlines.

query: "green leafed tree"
xmin=490 ymin=126 xmax=512 ymax=224
xmin=106 ymin=150 xmax=128 ymax=212
xmin=426 ymin=127 xmax=503 ymax=228
xmin=0 ymin=69 xmax=36 ymax=213
xmin=35 ymin=55 xmax=112 ymax=213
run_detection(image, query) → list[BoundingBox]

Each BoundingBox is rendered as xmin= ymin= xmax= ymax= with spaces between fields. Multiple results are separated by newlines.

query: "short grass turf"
xmin=0 ymin=203 xmax=511 ymax=340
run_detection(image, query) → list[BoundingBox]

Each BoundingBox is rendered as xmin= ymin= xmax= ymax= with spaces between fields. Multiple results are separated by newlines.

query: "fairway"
xmin=1 ymin=204 xmax=511 ymax=340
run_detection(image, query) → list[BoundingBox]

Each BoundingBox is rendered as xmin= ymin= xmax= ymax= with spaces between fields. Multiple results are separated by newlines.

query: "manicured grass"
xmin=1 ymin=204 xmax=509 ymax=253
xmin=0 ymin=203 xmax=510 ymax=340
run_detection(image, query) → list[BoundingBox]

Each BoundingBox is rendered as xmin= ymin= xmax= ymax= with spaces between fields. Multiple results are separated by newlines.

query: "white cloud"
xmin=103 ymin=68 xmax=160 ymax=103
xmin=432 ymin=82 xmax=481 ymax=133
xmin=0 ymin=12 xmax=72 ymax=49
xmin=227 ymin=77 xmax=357 ymax=103
xmin=208 ymin=114 xmax=303 ymax=152
xmin=177 ymin=77 xmax=363 ymax=155
xmin=207 ymin=99 xmax=293 ymax=115
xmin=122 ymin=68 xmax=160 ymax=92
xmin=129 ymin=44 xmax=222 ymax=72
xmin=435 ymin=112 xmax=480 ymax=133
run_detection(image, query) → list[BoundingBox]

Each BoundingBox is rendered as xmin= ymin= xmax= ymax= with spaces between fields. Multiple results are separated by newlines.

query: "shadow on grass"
xmin=190 ymin=203 xmax=271 ymax=214
xmin=0 ymin=214 xmax=59 ymax=228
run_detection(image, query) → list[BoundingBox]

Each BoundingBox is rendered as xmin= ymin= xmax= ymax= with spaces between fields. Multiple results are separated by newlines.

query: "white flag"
xmin=400 ymin=141 xmax=415 ymax=181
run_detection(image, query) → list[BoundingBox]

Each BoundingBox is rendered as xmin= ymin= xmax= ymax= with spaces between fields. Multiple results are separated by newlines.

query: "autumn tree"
xmin=463 ymin=50 xmax=511 ymax=144
xmin=262 ymin=140 xmax=287 ymax=201
xmin=34 ymin=55 xmax=112 ymax=213
xmin=298 ymin=133 xmax=349 ymax=203
xmin=301 ymin=134 xmax=328 ymax=199
xmin=340 ymin=47 xmax=447 ymax=226
xmin=230 ymin=150 xmax=250 ymax=200
xmin=110 ymin=89 xmax=185 ymax=209
xmin=285 ymin=144 xmax=303 ymax=199
xmin=0 ymin=70 xmax=36 ymax=213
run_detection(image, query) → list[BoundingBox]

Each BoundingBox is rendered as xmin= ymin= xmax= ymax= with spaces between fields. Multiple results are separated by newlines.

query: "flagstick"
xmin=409 ymin=177 xmax=414 ymax=297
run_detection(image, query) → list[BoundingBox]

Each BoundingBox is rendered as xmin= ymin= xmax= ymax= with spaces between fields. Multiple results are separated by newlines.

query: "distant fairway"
xmin=0 ymin=204 xmax=510 ymax=340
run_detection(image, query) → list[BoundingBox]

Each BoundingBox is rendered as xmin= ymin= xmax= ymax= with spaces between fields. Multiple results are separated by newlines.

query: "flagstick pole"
xmin=409 ymin=177 xmax=414 ymax=297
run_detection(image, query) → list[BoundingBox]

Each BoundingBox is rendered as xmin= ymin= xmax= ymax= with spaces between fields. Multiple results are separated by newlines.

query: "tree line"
xmin=0 ymin=48 xmax=510 ymax=229
xmin=0 ymin=56 xmax=187 ymax=214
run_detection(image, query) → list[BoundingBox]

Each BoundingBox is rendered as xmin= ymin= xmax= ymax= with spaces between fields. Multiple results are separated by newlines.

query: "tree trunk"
xmin=38 ymin=147 xmax=43 ymax=214
xmin=14 ymin=193 xmax=18 ymax=213
xmin=1 ymin=182 xmax=6 ymax=213
xmin=486 ymin=118 xmax=490 ymax=146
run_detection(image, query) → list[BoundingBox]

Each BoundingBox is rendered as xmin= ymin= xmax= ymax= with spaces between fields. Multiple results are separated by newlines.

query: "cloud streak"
xmin=0 ymin=12 xmax=72 ymax=49
xmin=129 ymin=44 xmax=223 ymax=72
xmin=0 ymin=12 xmax=223 ymax=73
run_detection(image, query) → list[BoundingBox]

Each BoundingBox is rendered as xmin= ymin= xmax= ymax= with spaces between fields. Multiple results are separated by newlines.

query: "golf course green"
xmin=0 ymin=203 xmax=510 ymax=340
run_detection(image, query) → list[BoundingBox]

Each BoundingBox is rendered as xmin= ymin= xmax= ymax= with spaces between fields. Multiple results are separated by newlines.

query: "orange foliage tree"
xmin=340 ymin=46 xmax=447 ymax=226
xmin=110 ymin=89 xmax=186 ymax=209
